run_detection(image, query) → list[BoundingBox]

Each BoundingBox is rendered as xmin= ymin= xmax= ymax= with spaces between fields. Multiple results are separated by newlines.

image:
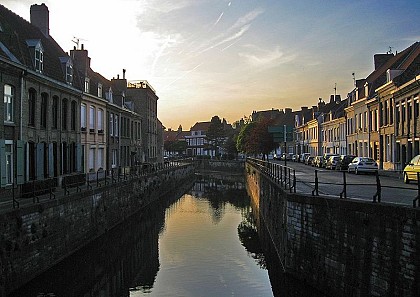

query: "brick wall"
xmin=246 ymin=162 xmax=420 ymax=297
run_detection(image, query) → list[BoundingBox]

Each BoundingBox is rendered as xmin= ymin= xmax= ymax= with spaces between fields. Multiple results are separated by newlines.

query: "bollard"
xmin=373 ymin=171 xmax=381 ymax=203
xmin=414 ymin=172 xmax=420 ymax=208
xmin=340 ymin=171 xmax=347 ymax=199
xmin=312 ymin=170 xmax=319 ymax=196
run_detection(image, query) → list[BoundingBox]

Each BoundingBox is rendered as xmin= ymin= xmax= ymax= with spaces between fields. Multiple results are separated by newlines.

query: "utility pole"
xmin=284 ymin=125 xmax=287 ymax=166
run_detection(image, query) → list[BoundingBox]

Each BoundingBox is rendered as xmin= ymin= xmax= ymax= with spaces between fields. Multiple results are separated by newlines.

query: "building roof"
xmin=0 ymin=4 xmax=82 ymax=89
xmin=190 ymin=121 xmax=211 ymax=131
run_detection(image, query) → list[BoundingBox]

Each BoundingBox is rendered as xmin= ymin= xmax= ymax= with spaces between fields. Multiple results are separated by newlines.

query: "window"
xmin=5 ymin=141 xmax=13 ymax=184
xmin=114 ymin=115 xmax=119 ymax=136
xmin=34 ymin=45 xmax=44 ymax=72
xmin=52 ymin=96 xmax=58 ymax=129
xmin=71 ymin=101 xmax=77 ymax=131
xmin=40 ymin=93 xmax=48 ymax=128
xmin=26 ymin=40 xmax=44 ymax=73
xmin=109 ymin=113 xmax=114 ymax=136
xmin=66 ymin=63 xmax=73 ymax=84
xmin=98 ymin=84 xmax=103 ymax=98
xmin=84 ymin=78 xmax=90 ymax=93
xmin=97 ymin=147 xmax=104 ymax=169
xmin=112 ymin=149 xmax=117 ymax=168
xmin=4 ymin=84 xmax=14 ymax=122
xmin=89 ymin=106 xmax=95 ymax=131
xmin=81 ymin=104 xmax=87 ymax=131
xmin=98 ymin=108 xmax=104 ymax=132
xmin=62 ymin=99 xmax=68 ymax=130
xmin=28 ymin=88 xmax=36 ymax=126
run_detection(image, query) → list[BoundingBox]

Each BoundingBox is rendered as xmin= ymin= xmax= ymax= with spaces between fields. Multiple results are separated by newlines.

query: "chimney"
xmin=123 ymin=69 xmax=126 ymax=79
xmin=329 ymin=95 xmax=335 ymax=104
xmin=285 ymin=108 xmax=292 ymax=114
xmin=373 ymin=54 xmax=394 ymax=70
xmin=30 ymin=3 xmax=49 ymax=38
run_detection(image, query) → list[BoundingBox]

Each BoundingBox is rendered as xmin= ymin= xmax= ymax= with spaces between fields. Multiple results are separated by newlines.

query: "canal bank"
xmin=246 ymin=160 xmax=420 ymax=297
xmin=0 ymin=164 xmax=194 ymax=296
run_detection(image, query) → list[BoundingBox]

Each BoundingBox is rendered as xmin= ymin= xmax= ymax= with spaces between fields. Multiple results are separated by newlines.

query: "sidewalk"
xmin=378 ymin=169 xmax=402 ymax=179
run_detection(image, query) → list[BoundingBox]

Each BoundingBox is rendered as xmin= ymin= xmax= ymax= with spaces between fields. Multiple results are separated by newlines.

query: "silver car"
xmin=347 ymin=157 xmax=378 ymax=174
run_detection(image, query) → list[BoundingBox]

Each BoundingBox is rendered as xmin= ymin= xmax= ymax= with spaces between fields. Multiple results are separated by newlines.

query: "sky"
xmin=3 ymin=0 xmax=419 ymax=130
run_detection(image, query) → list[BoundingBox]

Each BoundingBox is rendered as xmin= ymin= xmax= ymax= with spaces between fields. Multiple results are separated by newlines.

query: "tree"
xmin=236 ymin=118 xmax=276 ymax=159
xmin=206 ymin=116 xmax=226 ymax=158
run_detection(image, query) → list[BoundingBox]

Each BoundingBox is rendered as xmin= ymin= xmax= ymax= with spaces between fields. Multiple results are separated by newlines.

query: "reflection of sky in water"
xmin=131 ymin=194 xmax=273 ymax=297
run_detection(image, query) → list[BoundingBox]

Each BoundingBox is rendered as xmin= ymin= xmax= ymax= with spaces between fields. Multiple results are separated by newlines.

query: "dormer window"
xmin=59 ymin=56 xmax=73 ymax=85
xmin=85 ymin=78 xmax=90 ymax=93
xmin=26 ymin=39 xmax=44 ymax=73
xmin=98 ymin=83 xmax=103 ymax=98
xmin=106 ymin=87 xmax=113 ymax=103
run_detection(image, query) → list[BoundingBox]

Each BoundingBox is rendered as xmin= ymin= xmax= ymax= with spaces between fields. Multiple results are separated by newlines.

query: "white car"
xmin=347 ymin=157 xmax=378 ymax=174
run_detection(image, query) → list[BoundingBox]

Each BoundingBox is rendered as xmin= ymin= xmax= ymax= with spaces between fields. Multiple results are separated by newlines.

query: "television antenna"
xmin=71 ymin=36 xmax=88 ymax=49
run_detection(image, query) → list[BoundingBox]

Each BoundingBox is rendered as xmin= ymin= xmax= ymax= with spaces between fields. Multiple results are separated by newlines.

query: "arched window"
xmin=52 ymin=96 xmax=59 ymax=129
xmin=4 ymin=84 xmax=14 ymax=122
xmin=28 ymin=88 xmax=36 ymax=126
xmin=71 ymin=100 xmax=77 ymax=131
xmin=41 ymin=93 xmax=48 ymax=128
xmin=62 ymin=99 xmax=68 ymax=130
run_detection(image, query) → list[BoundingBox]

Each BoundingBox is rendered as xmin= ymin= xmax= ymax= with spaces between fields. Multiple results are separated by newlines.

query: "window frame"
xmin=4 ymin=84 xmax=14 ymax=123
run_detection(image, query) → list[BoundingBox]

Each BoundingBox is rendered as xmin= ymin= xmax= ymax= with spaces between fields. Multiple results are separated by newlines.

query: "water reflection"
xmin=9 ymin=174 xmax=325 ymax=297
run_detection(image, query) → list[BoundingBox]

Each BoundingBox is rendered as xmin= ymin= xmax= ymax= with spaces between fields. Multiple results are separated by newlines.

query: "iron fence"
xmin=247 ymin=158 xmax=420 ymax=208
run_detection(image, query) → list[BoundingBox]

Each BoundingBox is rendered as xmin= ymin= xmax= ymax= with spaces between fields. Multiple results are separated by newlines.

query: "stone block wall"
xmin=246 ymin=162 xmax=420 ymax=297
xmin=0 ymin=165 xmax=194 ymax=296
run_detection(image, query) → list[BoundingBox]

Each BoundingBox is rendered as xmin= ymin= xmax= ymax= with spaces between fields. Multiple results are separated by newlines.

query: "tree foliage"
xmin=236 ymin=118 xmax=276 ymax=158
xmin=206 ymin=116 xmax=226 ymax=157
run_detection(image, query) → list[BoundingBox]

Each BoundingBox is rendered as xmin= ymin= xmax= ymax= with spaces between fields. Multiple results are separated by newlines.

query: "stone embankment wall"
xmin=246 ymin=162 xmax=420 ymax=297
xmin=0 ymin=165 xmax=194 ymax=296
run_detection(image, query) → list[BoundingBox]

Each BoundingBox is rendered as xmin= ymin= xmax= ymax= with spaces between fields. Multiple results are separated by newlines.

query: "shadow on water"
xmin=10 ymin=173 xmax=328 ymax=297
xmin=8 ymin=185 xmax=190 ymax=297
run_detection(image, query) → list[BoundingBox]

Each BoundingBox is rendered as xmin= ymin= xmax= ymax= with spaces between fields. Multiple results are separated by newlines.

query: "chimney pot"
xmin=123 ymin=69 xmax=126 ymax=79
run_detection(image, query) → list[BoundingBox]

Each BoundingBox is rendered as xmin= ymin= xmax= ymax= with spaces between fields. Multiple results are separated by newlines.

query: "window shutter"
xmin=0 ymin=140 xmax=6 ymax=187
xmin=49 ymin=143 xmax=54 ymax=177
xmin=36 ymin=143 xmax=44 ymax=180
xmin=76 ymin=143 xmax=82 ymax=172
xmin=16 ymin=140 xmax=25 ymax=185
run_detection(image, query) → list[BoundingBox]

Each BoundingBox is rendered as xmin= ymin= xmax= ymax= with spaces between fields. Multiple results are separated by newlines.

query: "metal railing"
xmin=247 ymin=157 xmax=296 ymax=193
xmin=247 ymin=158 xmax=420 ymax=208
xmin=3 ymin=158 xmax=194 ymax=210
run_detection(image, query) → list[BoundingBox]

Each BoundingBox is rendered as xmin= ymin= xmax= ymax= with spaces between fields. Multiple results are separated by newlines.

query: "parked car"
xmin=326 ymin=155 xmax=340 ymax=170
xmin=292 ymin=154 xmax=298 ymax=162
xmin=322 ymin=153 xmax=336 ymax=168
xmin=313 ymin=156 xmax=324 ymax=168
xmin=305 ymin=155 xmax=314 ymax=165
xmin=300 ymin=153 xmax=311 ymax=163
xmin=347 ymin=157 xmax=378 ymax=174
xmin=403 ymin=155 xmax=420 ymax=184
xmin=336 ymin=155 xmax=356 ymax=171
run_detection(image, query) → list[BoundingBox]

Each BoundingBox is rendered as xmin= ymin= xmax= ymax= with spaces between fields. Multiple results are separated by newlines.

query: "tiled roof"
xmin=0 ymin=4 xmax=81 ymax=89
xmin=190 ymin=121 xmax=211 ymax=131
xmin=164 ymin=130 xmax=188 ymax=142
xmin=366 ymin=42 xmax=419 ymax=95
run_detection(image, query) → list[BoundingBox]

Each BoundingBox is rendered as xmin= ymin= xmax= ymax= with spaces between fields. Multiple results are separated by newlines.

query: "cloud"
xmin=238 ymin=45 xmax=296 ymax=68
xmin=231 ymin=8 xmax=264 ymax=30
xmin=214 ymin=12 xmax=224 ymax=26
xmin=197 ymin=8 xmax=264 ymax=53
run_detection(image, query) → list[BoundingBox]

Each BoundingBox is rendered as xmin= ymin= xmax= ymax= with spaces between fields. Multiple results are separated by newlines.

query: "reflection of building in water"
xmin=191 ymin=173 xmax=245 ymax=197
xmin=9 ymin=191 xmax=185 ymax=297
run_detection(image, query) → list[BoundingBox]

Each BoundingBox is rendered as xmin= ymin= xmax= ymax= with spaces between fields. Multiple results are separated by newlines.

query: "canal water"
xmin=10 ymin=174 xmax=325 ymax=297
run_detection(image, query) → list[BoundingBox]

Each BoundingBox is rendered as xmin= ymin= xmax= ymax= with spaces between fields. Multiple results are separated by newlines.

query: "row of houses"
xmin=164 ymin=119 xmax=234 ymax=157
xmin=0 ymin=4 xmax=163 ymax=190
xmin=257 ymin=42 xmax=419 ymax=171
